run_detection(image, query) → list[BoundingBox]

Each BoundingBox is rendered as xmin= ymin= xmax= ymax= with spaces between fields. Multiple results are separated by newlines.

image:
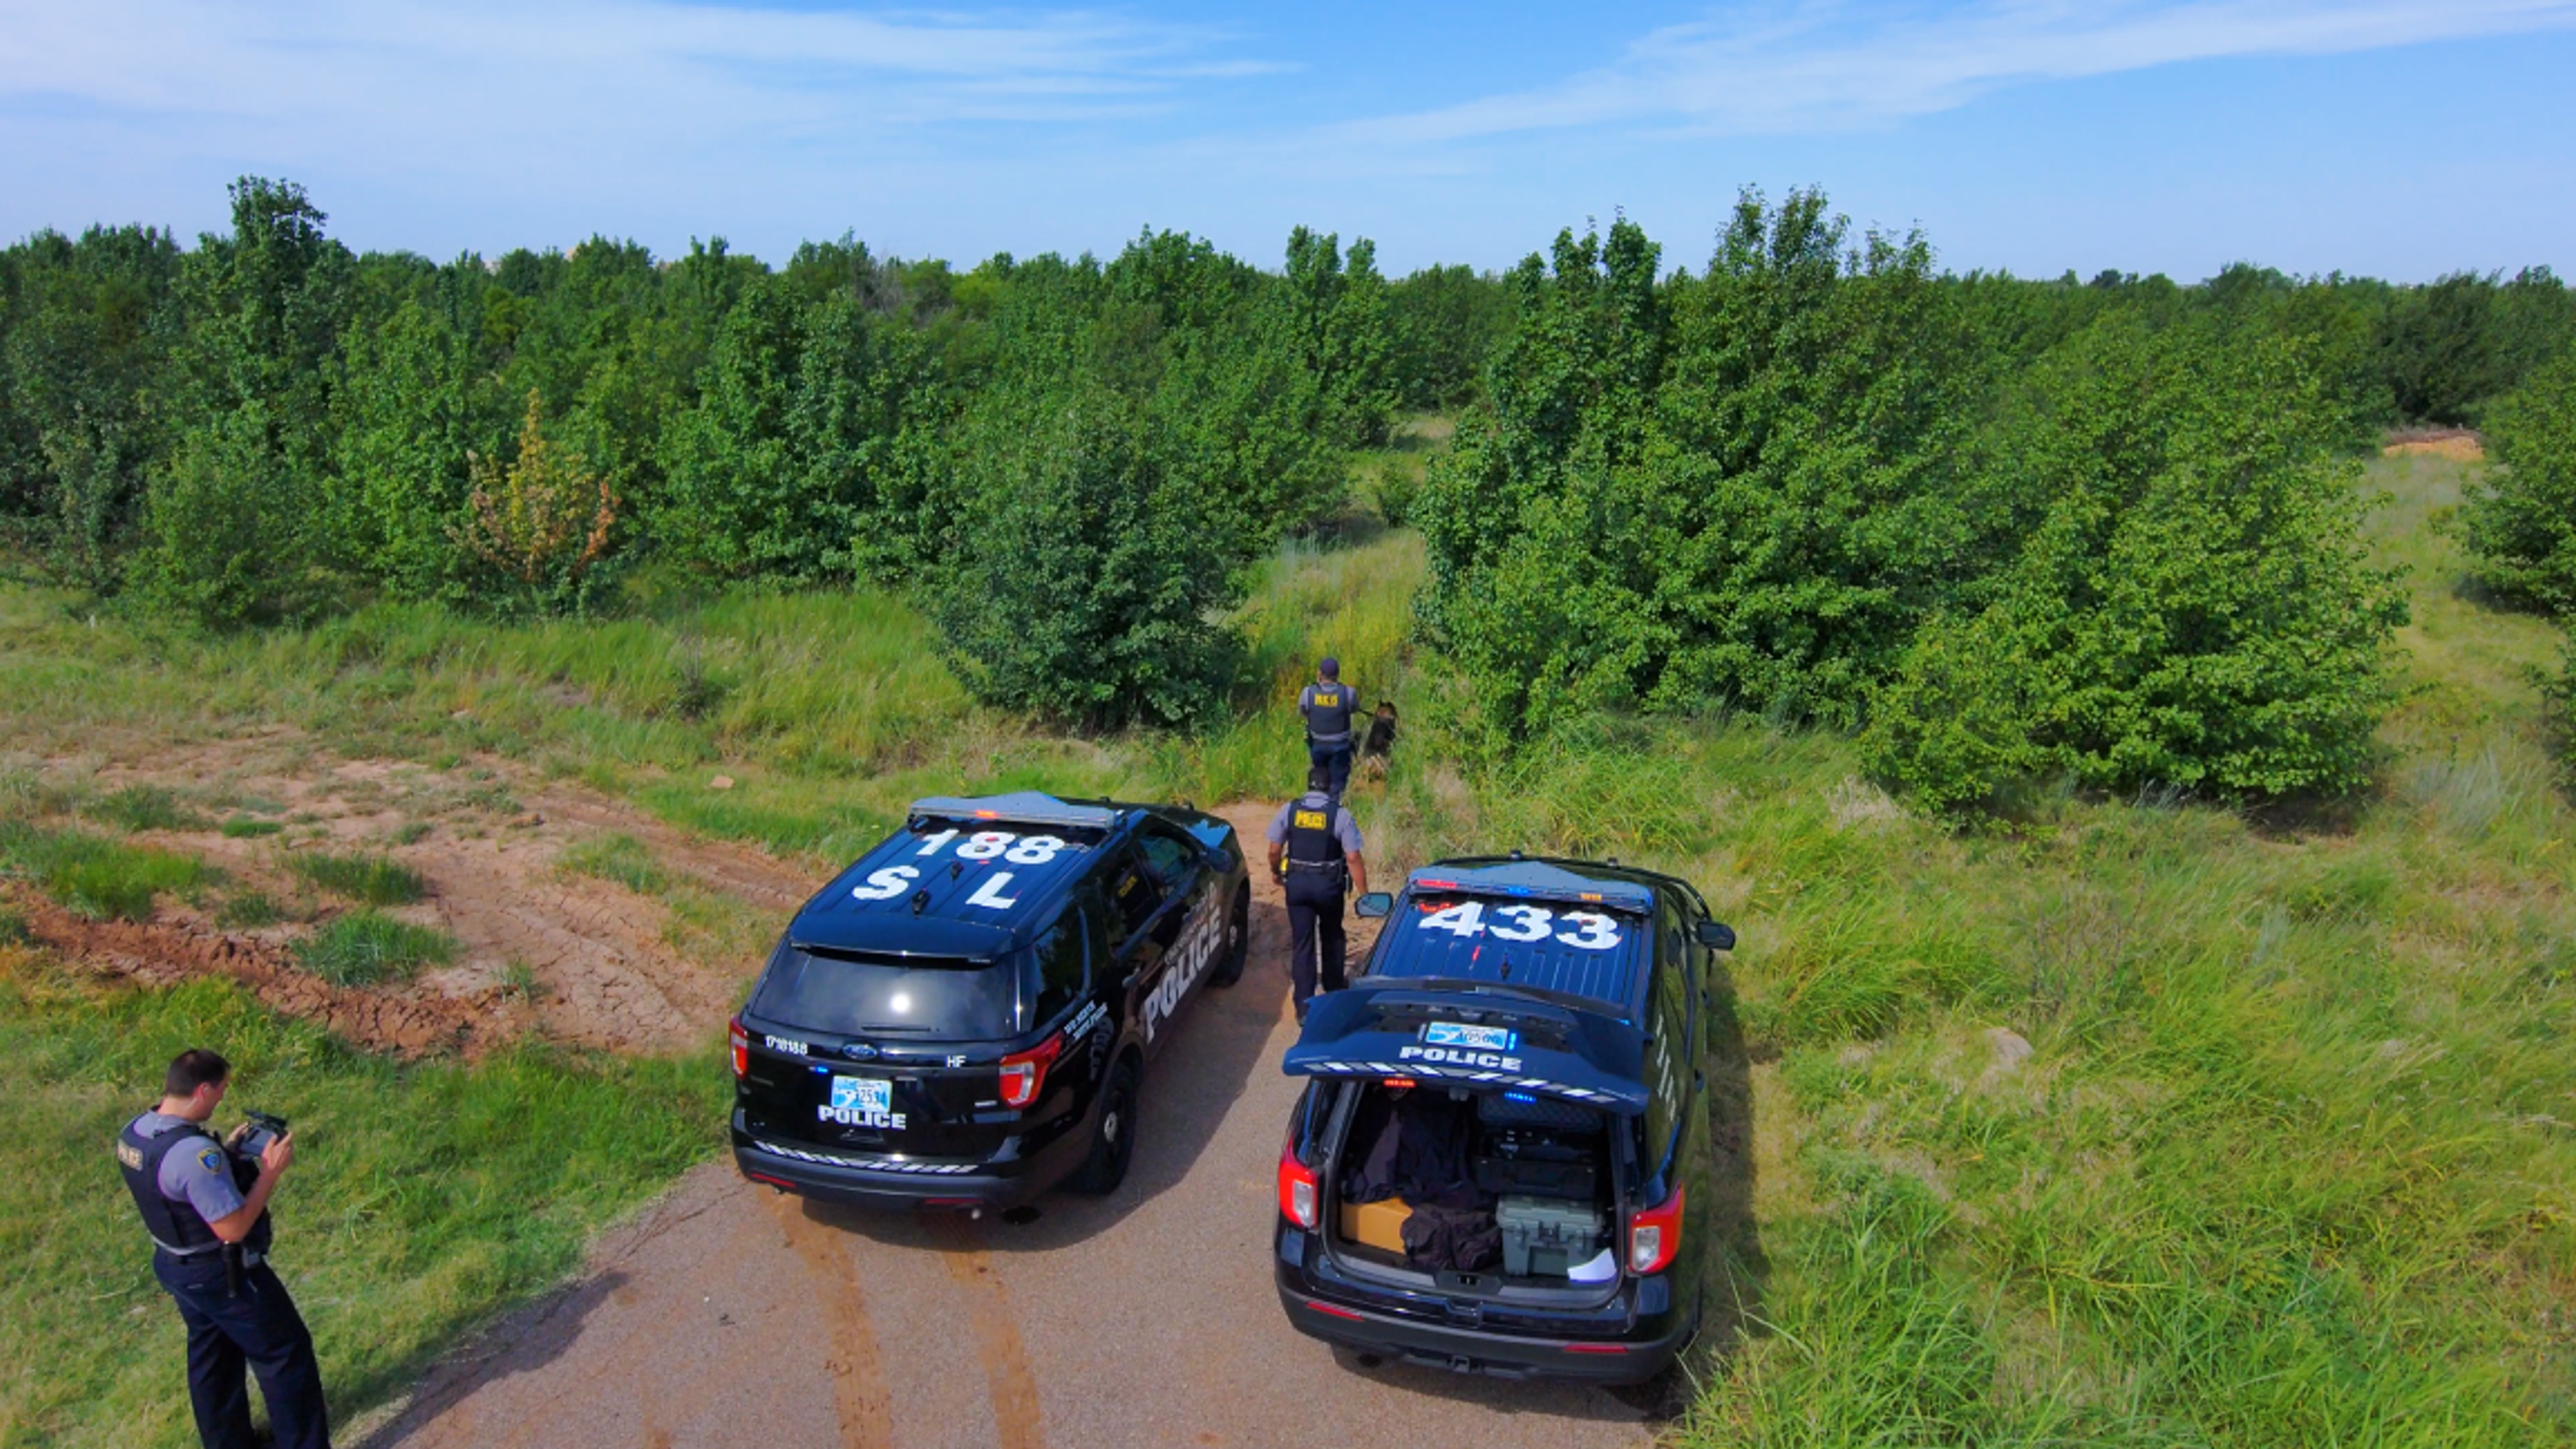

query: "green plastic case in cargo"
xmin=1498 ymin=1193 xmax=1605 ymax=1277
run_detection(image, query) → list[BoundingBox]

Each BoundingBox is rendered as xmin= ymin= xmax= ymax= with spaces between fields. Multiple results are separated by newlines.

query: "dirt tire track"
xmin=9 ymin=887 xmax=496 ymax=1057
xmin=774 ymin=1195 xmax=897 ymax=1449
xmin=935 ymin=1225 xmax=1048 ymax=1449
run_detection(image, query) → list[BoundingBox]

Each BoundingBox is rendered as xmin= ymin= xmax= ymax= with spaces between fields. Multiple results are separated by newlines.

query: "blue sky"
xmin=3 ymin=1 xmax=2570 ymax=281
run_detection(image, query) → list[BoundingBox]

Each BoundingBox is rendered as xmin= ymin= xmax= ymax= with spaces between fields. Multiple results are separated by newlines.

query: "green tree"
xmin=132 ymin=178 xmax=354 ymax=625
xmin=0 ymin=225 xmax=181 ymax=591
xmin=1862 ymin=319 xmax=2408 ymax=813
xmin=2459 ymin=341 xmax=2576 ymax=612
xmin=924 ymin=372 xmax=1248 ymax=727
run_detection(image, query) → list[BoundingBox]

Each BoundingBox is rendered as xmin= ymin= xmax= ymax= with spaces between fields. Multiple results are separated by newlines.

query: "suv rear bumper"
xmin=1276 ymin=1275 xmax=1693 ymax=1385
xmin=730 ymin=1105 xmax=1093 ymax=1210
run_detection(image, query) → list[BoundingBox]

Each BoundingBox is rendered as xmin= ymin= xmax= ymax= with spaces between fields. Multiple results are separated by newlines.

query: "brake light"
xmin=1278 ymin=1136 xmax=1320 ymax=1230
xmin=1629 ymin=1183 xmax=1684 ymax=1276
xmin=729 ymin=1016 xmax=749 ymax=1078
xmin=1382 ymin=1077 xmax=1416 ymax=1089
xmin=997 ymin=1033 xmax=1063 ymax=1109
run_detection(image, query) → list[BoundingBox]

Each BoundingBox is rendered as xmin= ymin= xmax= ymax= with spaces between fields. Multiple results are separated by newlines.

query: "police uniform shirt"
xmin=1297 ymin=682 xmax=1358 ymax=744
xmin=131 ymin=1110 xmax=246 ymax=1237
xmin=1266 ymin=793 xmax=1365 ymax=856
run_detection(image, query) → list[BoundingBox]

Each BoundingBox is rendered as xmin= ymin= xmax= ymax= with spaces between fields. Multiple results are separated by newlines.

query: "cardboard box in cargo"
xmin=1339 ymin=1197 xmax=1411 ymax=1254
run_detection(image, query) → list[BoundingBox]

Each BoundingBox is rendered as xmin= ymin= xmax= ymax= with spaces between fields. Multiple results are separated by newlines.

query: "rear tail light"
xmin=1278 ymin=1131 xmax=1320 ymax=1230
xmin=729 ymin=1016 xmax=749 ymax=1078
xmin=998 ymin=1032 xmax=1063 ymax=1109
xmin=1629 ymin=1183 xmax=1684 ymax=1276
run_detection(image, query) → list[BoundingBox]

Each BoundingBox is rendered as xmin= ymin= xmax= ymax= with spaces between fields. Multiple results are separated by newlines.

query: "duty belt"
xmin=149 ymin=1234 xmax=262 ymax=1267
xmin=1284 ymin=859 xmax=1344 ymax=872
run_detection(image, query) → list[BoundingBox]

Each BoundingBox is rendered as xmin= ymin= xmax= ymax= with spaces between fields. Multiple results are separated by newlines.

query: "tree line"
xmin=3 ymin=177 xmax=2570 ymax=809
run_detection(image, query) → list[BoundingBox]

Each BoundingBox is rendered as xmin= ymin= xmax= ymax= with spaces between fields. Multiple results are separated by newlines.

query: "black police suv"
xmin=731 ymin=791 xmax=1251 ymax=1209
xmin=1273 ymin=856 xmax=1736 ymax=1383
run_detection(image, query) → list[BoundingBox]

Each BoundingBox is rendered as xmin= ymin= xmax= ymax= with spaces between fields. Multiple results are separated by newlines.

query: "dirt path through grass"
xmin=17 ymin=731 xmax=823 ymax=1053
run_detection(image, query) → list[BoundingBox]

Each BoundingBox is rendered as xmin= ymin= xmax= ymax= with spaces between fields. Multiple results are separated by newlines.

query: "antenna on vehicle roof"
xmin=949 ymin=861 xmax=963 ymax=880
xmin=911 ymin=889 xmax=931 ymax=915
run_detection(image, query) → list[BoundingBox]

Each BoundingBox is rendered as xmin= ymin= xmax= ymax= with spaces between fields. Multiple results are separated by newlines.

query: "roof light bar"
xmin=909 ymin=792 xmax=1121 ymax=831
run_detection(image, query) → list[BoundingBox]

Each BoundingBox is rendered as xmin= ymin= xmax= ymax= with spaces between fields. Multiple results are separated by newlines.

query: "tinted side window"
xmin=1133 ymin=822 xmax=1197 ymax=888
xmin=1025 ymin=911 xmax=1090 ymax=1025
xmin=1104 ymin=846 xmax=1166 ymax=940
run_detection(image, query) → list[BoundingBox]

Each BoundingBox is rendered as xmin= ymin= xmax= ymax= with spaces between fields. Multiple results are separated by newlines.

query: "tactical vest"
xmin=1284 ymin=794 xmax=1346 ymax=886
xmin=117 ymin=1116 xmax=268 ymax=1258
xmin=1304 ymin=685 xmax=1356 ymax=745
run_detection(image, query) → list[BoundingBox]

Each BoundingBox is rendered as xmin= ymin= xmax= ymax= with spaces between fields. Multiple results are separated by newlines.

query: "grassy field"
xmin=1 ymin=450 xmax=2570 ymax=1444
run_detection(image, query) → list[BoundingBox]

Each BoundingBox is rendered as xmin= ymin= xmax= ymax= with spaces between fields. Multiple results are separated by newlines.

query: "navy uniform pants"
xmin=153 ymin=1251 xmax=331 ymax=1449
xmin=1307 ymin=739 xmax=1354 ymax=800
xmin=1285 ymin=870 xmax=1348 ymax=1006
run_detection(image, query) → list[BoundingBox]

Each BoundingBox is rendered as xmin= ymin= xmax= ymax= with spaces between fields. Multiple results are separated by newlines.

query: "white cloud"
xmin=0 ymin=0 xmax=1246 ymax=146
xmin=1353 ymin=0 xmax=2576 ymax=143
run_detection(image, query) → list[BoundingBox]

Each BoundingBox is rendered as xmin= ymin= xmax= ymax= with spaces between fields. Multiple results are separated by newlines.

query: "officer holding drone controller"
xmin=117 ymin=1048 xmax=330 ymax=1449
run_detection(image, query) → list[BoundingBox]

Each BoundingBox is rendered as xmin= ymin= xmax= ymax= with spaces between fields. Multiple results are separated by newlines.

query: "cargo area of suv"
xmin=1322 ymin=1080 xmax=1631 ymax=1297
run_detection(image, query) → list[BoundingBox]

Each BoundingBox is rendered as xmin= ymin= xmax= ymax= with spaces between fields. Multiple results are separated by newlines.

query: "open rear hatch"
xmin=1285 ymin=983 xmax=1645 ymax=1302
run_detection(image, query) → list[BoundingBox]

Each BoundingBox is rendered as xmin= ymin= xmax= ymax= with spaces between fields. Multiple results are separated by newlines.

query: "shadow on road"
xmin=824 ymin=895 xmax=1298 ymax=1255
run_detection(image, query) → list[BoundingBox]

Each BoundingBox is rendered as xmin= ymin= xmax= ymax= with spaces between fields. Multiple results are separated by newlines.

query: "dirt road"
xmin=356 ymin=806 xmax=1656 ymax=1449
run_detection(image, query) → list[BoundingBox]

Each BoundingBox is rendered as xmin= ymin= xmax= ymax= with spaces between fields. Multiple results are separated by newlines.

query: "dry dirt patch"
xmin=26 ymin=736 xmax=823 ymax=1055
xmin=2382 ymin=429 xmax=2484 ymax=462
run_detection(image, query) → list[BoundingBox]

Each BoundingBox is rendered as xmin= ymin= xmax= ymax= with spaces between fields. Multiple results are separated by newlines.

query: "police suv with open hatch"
xmin=732 ymin=791 xmax=1250 ymax=1208
xmin=1273 ymin=854 xmax=1736 ymax=1382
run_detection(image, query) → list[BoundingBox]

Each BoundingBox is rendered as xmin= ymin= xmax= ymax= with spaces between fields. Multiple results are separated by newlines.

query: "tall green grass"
xmin=0 ymin=950 xmax=724 ymax=1446
xmin=0 ymin=822 xmax=213 ymax=922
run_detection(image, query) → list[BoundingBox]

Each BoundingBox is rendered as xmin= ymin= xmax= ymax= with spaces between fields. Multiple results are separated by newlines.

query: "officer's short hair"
xmin=1307 ymin=765 xmax=1332 ymax=793
xmin=165 ymin=1049 xmax=229 ymax=1099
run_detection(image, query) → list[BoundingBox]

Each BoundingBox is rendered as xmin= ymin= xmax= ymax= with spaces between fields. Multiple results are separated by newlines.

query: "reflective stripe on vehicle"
xmin=751 ymin=1139 xmax=981 ymax=1174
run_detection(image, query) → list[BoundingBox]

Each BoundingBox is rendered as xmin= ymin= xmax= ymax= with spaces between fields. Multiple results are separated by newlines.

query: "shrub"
xmin=2459 ymin=343 xmax=2576 ymax=612
xmin=286 ymin=850 xmax=428 ymax=906
xmin=450 ymin=391 xmax=619 ymax=613
xmin=924 ymin=373 xmax=1248 ymax=727
xmin=1862 ymin=320 xmax=2408 ymax=813
xmin=292 ymin=910 xmax=456 ymax=986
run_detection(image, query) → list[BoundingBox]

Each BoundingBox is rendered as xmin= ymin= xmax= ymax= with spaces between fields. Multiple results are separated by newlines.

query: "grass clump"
xmin=88 ymin=785 xmax=210 ymax=834
xmin=214 ymin=893 xmax=284 ymax=930
xmin=0 ymin=822 xmax=211 ymax=922
xmin=291 ymin=911 xmax=456 ymax=986
xmin=557 ymin=833 xmax=667 ymax=895
xmin=286 ymin=850 xmax=428 ymax=906
xmin=219 ymin=816 xmax=283 ymax=839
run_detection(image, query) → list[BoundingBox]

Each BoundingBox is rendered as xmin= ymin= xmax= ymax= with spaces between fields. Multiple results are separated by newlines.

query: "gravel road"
xmin=359 ymin=814 xmax=1657 ymax=1449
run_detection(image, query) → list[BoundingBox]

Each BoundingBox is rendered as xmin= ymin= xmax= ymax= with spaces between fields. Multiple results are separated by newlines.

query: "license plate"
xmin=1425 ymin=1022 xmax=1516 ymax=1052
xmin=829 ymin=1076 xmax=892 ymax=1114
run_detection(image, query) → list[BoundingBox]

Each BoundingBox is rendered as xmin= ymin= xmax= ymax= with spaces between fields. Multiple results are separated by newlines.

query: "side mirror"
xmin=1354 ymin=892 xmax=1394 ymax=919
xmin=1695 ymin=919 xmax=1737 ymax=952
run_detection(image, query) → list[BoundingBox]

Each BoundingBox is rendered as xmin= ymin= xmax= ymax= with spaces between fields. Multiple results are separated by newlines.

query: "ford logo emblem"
xmin=842 ymin=1042 xmax=878 ymax=1060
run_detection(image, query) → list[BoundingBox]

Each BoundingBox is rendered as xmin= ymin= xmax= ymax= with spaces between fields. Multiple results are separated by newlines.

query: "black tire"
xmin=1211 ymin=881 xmax=1249 ymax=988
xmin=1068 ymin=1058 xmax=1140 ymax=1196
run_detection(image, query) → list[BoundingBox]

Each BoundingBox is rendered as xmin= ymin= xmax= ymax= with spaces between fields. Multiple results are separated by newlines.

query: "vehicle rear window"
xmin=1370 ymin=893 xmax=1648 ymax=1011
xmin=750 ymin=947 xmax=1022 ymax=1040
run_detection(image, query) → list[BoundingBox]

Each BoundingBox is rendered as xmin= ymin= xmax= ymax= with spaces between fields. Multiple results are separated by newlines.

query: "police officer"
xmin=1266 ymin=765 xmax=1369 ymax=1018
xmin=1297 ymin=657 xmax=1359 ymax=801
xmin=118 ymin=1048 xmax=331 ymax=1449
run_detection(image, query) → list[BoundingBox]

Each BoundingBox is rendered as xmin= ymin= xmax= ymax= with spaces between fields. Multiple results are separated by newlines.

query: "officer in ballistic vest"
xmin=1267 ymin=765 xmax=1370 ymax=1017
xmin=1297 ymin=657 xmax=1359 ymax=800
xmin=118 ymin=1048 xmax=331 ymax=1449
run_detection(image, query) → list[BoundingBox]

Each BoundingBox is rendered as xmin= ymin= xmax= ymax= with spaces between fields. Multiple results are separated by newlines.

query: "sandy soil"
xmin=2382 ymin=429 xmax=2485 ymax=462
